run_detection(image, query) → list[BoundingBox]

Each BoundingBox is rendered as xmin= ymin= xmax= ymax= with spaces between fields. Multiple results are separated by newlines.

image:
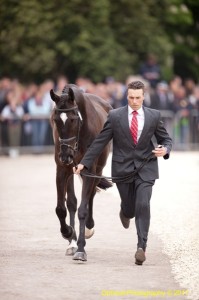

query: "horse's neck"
xmin=73 ymin=92 xmax=87 ymax=118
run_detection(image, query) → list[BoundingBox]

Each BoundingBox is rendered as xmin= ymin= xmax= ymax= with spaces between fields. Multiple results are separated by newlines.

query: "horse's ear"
xmin=50 ymin=89 xmax=60 ymax=104
xmin=68 ymin=88 xmax=75 ymax=102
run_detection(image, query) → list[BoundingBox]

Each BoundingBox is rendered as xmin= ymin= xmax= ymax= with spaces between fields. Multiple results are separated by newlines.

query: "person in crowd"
xmin=184 ymin=78 xmax=196 ymax=97
xmin=168 ymin=76 xmax=183 ymax=103
xmin=40 ymin=79 xmax=55 ymax=145
xmin=76 ymin=77 xmax=96 ymax=93
xmin=150 ymin=82 xmax=173 ymax=111
xmin=139 ymin=54 xmax=161 ymax=89
xmin=0 ymin=78 xmax=13 ymax=150
xmin=94 ymin=82 xmax=111 ymax=102
xmin=73 ymin=80 xmax=172 ymax=265
xmin=0 ymin=77 xmax=12 ymax=113
xmin=27 ymin=85 xmax=52 ymax=152
xmin=55 ymin=75 xmax=68 ymax=95
xmin=21 ymin=83 xmax=38 ymax=146
xmin=150 ymin=81 xmax=175 ymax=137
xmin=1 ymin=89 xmax=24 ymax=156
xmin=172 ymin=85 xmax=194 ymax=145
xmin=105 ymin=77 xmax=127 ymax=108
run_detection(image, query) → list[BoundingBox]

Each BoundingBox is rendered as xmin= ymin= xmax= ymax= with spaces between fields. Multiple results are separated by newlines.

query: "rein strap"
xmin=79 ymin=153 xmax=156 ymax=183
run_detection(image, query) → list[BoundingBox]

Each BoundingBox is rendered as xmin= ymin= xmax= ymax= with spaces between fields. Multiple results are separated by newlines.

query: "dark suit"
xmin=81 ymin=105 xmax=172 ymax=250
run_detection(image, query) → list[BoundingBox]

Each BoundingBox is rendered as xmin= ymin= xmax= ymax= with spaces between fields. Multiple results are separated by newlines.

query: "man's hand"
xmin=152 ymin=145 xmax=167 ymax=157
xmin=73 ymin=164 xmax=85 ymax=175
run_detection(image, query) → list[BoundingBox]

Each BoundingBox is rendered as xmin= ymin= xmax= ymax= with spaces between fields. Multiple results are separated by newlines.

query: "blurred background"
xmin=0 ymin=0 xmax=199 ymax=156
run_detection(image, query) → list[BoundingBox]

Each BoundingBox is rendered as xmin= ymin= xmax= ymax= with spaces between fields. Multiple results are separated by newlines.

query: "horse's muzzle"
xmin=59 ymin=154 xmax=74 ymax=165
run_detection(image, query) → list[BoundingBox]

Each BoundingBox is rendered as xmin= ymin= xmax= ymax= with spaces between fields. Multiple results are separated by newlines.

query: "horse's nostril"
xmin=59 ymin=155 xmax=66 ymax=163
xmin=59 ymin=154 xmax=73 ymax=165
xmin=67 ymin=156 xmax=73 ymax=164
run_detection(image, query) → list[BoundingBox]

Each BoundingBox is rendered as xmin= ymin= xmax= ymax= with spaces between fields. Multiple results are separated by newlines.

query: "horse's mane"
xmin=61 ymin=84 xmax=112 ymax=117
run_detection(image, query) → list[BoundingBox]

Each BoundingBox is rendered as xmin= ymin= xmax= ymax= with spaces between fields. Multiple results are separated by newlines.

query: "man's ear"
xmin=50 ymin=89 xmax=60 ymax=104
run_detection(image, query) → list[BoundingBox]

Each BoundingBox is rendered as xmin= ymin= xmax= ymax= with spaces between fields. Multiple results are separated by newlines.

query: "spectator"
xmin=1 ymin=89 xmax=24 ymax=156
xmin=150 ymin=81 xmax=174 ymax=137
xmin=184 ymin=78 xmax=196 ymax=97
xmin=191 ymin=85 xmax=199 ymax=143
xmin=173 ymin=85 xmax=194 ymax=145
xmin=150 ymin=81 xmax=173 ymax=111
xmin=139 ymin=54 xmax=161 ymax=89
xmin=76 ymin=77 xmax=96 ymax=93
xmin=105 ymin=78 xmax=126 ymax=108
xmin=0 ymin=77 xmax=12 ymax=113
xmin=55 ymin=75 xmax=68 ymax=95
xmin=0 ymin=78 xmax=13 ymax=150
xmin=94 ymin=83 xmax=111 ymax=102
xmin=40 ymin=79 xmax=54 ymax=145
xmin=27 ymin=86 xmax=52 ymax=152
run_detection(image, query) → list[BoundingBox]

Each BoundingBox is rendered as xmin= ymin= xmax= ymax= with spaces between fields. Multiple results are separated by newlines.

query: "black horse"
xmin=50 ymin=84 xmax=112 ymax=261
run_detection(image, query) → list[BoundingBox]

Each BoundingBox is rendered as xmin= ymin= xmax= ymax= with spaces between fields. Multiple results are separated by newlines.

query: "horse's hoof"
xmin=85 ymin=227 xmax=95 ymax=239
xmin=65 ymin=240 xmax=77 ymax=256
xmin=73 ymin=251 xmax=87 ymax=262
xmin=61 ymin=226 xmax=74 ymax=241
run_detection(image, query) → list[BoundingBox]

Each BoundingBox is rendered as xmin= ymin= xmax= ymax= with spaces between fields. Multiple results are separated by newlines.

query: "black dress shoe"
xmin=135 ymin=248 xmax=146 ymax=265
xmin=119 ymin=209 xmax=130 ymax=229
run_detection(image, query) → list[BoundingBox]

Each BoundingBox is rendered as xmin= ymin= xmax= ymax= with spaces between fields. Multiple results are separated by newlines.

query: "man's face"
xmin=127 ymin=88 xmax=144 ymax=111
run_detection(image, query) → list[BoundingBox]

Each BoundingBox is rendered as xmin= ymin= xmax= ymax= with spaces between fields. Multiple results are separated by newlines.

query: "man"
xmin=73 ymin=81 xmax=172 ymax=265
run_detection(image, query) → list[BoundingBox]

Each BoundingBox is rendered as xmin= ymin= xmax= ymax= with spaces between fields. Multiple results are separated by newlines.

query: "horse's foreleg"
xmin=65 ymin=175 xmax=78 ymax=255
xmin=56 ymin=167 xmax=74 ymax=241
xmin=85 ymin=184 xmax=98 ymax=239
xmin=73 ymin=177 xmax=96 ymax=262
xmin=56 ymin=206 xmax=73 ymax=240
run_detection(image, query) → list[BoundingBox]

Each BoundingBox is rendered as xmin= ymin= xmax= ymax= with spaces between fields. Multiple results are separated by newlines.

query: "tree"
xmin=0 ymin=0 xmax=132 ymax=82
xmin=0 ymin=0 xmax=58 ymax=82
xmin=109 ymin=0 xmax=173 ymax=80
xmin=0 ymin=0 xmax=198 ymax=83
xmin=51 ymin=0 xmax=132 ymax=82
xmin=164 ymin=0 xmax=199 ymax=81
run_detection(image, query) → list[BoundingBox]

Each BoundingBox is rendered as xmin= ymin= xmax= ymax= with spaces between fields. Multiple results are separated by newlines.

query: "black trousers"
xmin=116 ymin=175 xmax=155 ymax=251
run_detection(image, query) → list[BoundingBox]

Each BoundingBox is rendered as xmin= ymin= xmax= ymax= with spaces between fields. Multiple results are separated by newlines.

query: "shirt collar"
xmin=128 ymin=105 xmax=144 ymax=116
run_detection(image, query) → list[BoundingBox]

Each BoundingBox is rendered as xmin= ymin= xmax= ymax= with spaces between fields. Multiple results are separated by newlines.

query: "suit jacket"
xmin=81 ymin=105 xmax=172 ymax=183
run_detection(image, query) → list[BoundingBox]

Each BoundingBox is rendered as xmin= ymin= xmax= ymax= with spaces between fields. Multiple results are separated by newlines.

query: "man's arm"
xmin=73 ymin=113 xmax=113 ymax=174
xmin=153 ymin=113 xmax=172 ymax=159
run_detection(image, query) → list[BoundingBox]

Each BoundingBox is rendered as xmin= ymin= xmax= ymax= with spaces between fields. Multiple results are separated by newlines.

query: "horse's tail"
xmin=97 ymin=178 xmax=113 ymax=190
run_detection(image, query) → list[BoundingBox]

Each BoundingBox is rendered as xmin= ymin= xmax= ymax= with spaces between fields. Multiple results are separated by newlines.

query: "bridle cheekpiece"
xmin=55 ymin=105 xmax=82 ymax=152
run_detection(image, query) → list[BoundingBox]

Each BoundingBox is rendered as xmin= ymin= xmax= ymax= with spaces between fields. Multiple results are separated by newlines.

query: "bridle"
xmin=55 ymin=105 xmax=82 ymax=153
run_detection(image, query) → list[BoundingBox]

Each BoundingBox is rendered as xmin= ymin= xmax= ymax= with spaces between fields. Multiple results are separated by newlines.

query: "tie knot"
xmin=133 ymin=110 xmax=138 ymax=116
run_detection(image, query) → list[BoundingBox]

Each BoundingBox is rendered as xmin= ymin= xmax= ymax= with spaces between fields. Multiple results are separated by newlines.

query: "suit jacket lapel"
xmin=137 ymin=106 xmax=150 ymax=145
xmin=119 ymin=106 xmax=135 ymax=147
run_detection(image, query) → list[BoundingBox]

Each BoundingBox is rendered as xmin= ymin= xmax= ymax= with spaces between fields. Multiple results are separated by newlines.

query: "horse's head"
xmin=50 ymin=87 xmax=82 ymax=166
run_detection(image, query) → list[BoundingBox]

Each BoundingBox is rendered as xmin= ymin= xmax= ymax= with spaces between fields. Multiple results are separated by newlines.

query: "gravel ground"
xmin=150 ymin=152 xmax=199 ymax=300
xmin=0 ymin=152 xmax=198 ymax=300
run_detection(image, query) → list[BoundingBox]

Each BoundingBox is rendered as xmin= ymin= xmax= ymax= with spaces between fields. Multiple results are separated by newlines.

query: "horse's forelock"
xmin=62 ymin=85 xmax=69 ymax=94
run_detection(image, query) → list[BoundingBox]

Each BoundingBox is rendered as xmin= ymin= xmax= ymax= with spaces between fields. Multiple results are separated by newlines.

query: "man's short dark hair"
xmin=127 ymin=81 xmax=145 ymax=92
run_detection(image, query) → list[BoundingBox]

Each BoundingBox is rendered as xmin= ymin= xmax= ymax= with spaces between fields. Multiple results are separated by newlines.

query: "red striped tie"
xmin=130 ymin=111 xmax=138 ymax=144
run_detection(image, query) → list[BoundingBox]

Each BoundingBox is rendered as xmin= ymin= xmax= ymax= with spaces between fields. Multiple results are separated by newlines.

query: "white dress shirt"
xmin=128 ymin=106 xmax=145 ymax=142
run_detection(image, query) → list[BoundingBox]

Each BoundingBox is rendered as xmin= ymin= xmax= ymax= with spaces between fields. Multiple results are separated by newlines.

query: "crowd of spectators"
xmin=0 ymin=73 xmax=199 ymax=156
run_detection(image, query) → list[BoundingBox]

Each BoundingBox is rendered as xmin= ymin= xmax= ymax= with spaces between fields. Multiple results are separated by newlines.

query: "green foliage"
xmin=0 ymin=0 xmax=198 ymax=82
xmin=0 ymin=0 xmax=57 ymax=81
xmin=162 ymin=0 xmax=199 ymax=80
xmin=109 ymin=0 xmax=173 ymax=79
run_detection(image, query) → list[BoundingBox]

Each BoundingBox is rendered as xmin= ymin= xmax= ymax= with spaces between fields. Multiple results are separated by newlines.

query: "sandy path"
xmin=0 ymin=152 xmax=197 ymax=300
